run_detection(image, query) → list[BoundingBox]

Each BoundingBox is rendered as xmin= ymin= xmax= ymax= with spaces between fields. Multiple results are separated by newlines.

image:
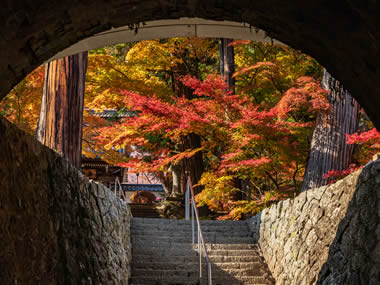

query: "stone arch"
xmin=1 ymin=3 xmax=380 ymax=283
xmin=49 ymin=18 xmax=285 ymax=61
xmin=1 ymin=0 xmax=379 ymax=128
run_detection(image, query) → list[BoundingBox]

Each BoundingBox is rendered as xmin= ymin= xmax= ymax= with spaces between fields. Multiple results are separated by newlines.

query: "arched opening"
xmin=1 ymin=3 xmax=379 ymax=284
xmin=2 ymin=13 xmax=375 ymax=217
xmin=0 ymin=32 xmax=372 ymax=282
xmin=50 ymin=18 xmax=285 ymax=61
xmin=5 ymin=34 xmax=330 ymax=213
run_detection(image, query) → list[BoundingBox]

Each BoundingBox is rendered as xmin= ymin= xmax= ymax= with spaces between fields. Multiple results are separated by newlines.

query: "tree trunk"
xmin=156 ymin=172 xmax=172 ymax=196
xmin=171 ymin=62 xmax=205 ymax=194
xmin=169 ymin=163 xmax=182 ymax=196
xmin=219 ymin=38 xmax=235 ymax=92
xmin=180 ymin=133 xmax=204 ymax=194
xmin=301 ymin=69 xmax=360 ymax=191
xmin=219 ymin=38 xmax=250 ymax=199
xmin=36 ymin=52 xmax=88 ymax=169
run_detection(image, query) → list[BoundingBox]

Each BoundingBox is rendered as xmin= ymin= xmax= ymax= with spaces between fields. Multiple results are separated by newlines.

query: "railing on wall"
xmin=185 ymin=177 xmax=212 ymax=285
xmin=114 ymin=176 xmax=126 ymax=200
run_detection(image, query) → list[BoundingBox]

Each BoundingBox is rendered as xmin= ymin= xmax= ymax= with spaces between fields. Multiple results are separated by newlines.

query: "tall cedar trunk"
xmin=219 ymin=38 xmax=235 ymax=92
xmin=219 ymin=38 xmax=247 ymax=199
xmin=301 ymin=69 xmax=360 ymax=191
xmin=172 ymin=63 xmax=204 ymax=194
xmin=36 ymin=52 xmax=88 ymax=169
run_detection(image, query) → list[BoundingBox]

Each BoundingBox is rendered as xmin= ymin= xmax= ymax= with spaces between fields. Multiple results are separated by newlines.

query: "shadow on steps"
xmin=129 ymin=218 xmax=275 ymax=285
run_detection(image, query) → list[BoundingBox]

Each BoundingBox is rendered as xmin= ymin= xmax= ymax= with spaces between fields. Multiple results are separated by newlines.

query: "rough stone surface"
xmin=248 ymin=160 xmax=380 ymax=284
xmin=130 ymin=218 xmax=275 ymax=285
xmin=0 ymin=116 xmax=131 ymax=284
xmin=0 ymin=1 xmax=379 ymax=129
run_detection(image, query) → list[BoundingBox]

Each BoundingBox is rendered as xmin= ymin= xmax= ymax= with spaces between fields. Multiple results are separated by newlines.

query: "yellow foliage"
xmin=0 ymin=66 xmax=45 ymax=134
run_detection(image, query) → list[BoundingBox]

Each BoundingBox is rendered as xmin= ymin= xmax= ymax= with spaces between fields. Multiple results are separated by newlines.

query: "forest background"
xmin=1 ymin=38 xmax=378 ymax=220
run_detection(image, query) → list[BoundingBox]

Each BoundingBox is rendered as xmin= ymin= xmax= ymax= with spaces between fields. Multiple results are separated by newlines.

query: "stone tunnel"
xmin=1 ymin=1 xmax=380 ymax=284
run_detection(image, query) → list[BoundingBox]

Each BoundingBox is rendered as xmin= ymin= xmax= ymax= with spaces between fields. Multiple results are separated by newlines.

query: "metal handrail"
xmin=185 ymin=176 xmax=212 ymax=285
xmin=114 ymin=176 xmax=126 ymax=200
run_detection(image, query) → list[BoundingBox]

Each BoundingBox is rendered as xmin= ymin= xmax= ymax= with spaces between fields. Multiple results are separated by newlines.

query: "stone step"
xmin=129 ymin=218 xmax=274 ymax=285
xmin=131 ymin=223 xmax=250 ymax=233
xmin=132 ymin=234 xmax=251 ymax=241
xmin=133 ymin=248 xmax=260 ymax=257
xmin=131 ymin=267 xmax=268 ymax=278
xmin=132 ymin=213 xmax=161 ymax=219
xmin=131 ymin=218 xmax=249 ymax=226
xmin=130 ymin=206 xmax=161 ymax=218
xmin=132 ymin=241 xmax=259 ymax=250
xmin=132 ymin=261 xmax=266 ymax=270
xmin=131 ymin=229 xmax=251 ymax=237
xmin=132 ymin=235 xmax=254 ymax=244
xmin=129 ymin=275 xmax=271 ymax=285
xmin=133 ymin=254 xmax=263 ymax=264
xmin=132 ymin=217 xmax=248 ymax=226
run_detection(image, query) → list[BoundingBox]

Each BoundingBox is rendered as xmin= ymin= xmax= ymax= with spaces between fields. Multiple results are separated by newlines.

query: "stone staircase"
xmin=129 ymin=218 xmax=274 ymax=285
xmin=129 ymin=204 xmax=161 ymax=218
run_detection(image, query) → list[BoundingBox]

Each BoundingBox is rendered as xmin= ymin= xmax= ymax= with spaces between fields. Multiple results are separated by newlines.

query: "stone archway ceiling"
xmin=49 ymin=18 xmax=285 ymax=61
xmin=1 ymin=1 xmax=379 ymax=129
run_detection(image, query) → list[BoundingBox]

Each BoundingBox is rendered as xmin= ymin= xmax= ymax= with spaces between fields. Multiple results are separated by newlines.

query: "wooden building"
xmin=81 ymin=109 xmax=164 ymax=201
xmin=81 ymin=157 xmax=125 ymax=187
xmin=81 ymin=156 xmax=164 ymax=202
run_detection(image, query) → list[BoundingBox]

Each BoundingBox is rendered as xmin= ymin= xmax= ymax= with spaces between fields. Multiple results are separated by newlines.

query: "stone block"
xmin=249 ymin=157 xmax=380 ymax=284
xmin=0 ymin=117 xmax=131 ymax=284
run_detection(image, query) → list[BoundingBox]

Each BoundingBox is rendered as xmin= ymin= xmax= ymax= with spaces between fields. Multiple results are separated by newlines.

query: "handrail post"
xmin=199 ymin=225 xmax=202 ymax=278
xmin=191 ymin=200 xmax=194 ymax=244
xmin=185 ymin=180 xmax=190 ymax=220
xmin=208 ymin=263 xmax=212 ymax=285
xmin=115 ymin=176 xmax=125 ymax=200
xmin=186 ymin=176 xmax=212 ymax=285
